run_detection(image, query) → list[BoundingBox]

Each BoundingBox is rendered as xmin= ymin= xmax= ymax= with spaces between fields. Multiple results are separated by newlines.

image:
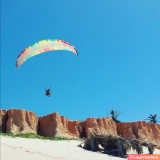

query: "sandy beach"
xmin=1 ymin=136 xmax=160 ymax=160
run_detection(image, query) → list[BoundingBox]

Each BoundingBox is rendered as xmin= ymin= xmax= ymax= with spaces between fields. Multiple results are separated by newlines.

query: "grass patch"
xmin=0 ymin=131 xmax=81 ymax=141
xmin=0 ymin=131 xmax=16 ymax=138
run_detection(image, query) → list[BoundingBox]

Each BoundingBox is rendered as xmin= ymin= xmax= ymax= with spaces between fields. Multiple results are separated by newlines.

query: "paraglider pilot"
xmin=45 ymin=88 xmax=51 ymax=97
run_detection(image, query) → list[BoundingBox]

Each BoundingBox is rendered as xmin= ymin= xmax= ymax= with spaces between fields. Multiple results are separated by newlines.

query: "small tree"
xmin=144 ymin=114 xmax=160 ymax=124
xmin=110 ymin=109 xmax=123 ymax=123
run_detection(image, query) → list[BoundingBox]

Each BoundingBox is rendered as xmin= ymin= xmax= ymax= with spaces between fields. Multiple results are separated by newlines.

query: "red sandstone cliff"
xmin=0 ymin=109 xmax=160 ymax=149
xmin=6 ymin=109 xmax=39 ymax=134
xmin=117 ymin=121 xmax=160 ymax=149
xmin=0 ymin=110 xmax=7 ymax=132
xmin=39 ymin=112 xmax=85 ymax=138
xmin=85 ymin=117 xmax=117 ymax=137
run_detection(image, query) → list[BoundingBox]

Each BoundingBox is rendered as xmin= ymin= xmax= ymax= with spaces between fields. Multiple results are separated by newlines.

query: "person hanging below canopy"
xmin=45 ymin=88 xmax=51 ymax=97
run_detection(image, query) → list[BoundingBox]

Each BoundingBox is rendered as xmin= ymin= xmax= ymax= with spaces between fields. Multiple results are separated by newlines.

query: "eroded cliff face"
xmin=0 ymin=110 xmax=8 ymax=132
xmin=39 ymin=112 xmax=84 ymax=138
xmin=0 ymin=109 xmax=160 ymax=149
xmin=85 ymin=117 xmax=117 ymax=138
xmin=117 ymin=121 xmax=160 ymax=149
xmin=117 ymin=122 xmax=136 ymax=139
xmin=68 ymin=120 xmax=86 ymax=138
xmin=6 ymin=109 xmax=39 ymax=134
xmin=39 ymin=112 xmax=67 ymax=137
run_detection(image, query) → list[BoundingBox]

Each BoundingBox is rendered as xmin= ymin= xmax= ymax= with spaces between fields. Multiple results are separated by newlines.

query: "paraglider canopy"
xmin=16 ymin=39 xmax=78 ymax=69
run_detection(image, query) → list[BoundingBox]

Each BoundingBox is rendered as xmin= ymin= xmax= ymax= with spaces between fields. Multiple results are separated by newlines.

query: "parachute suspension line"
xmin=50 ymin=83 xmax=52 ymax=89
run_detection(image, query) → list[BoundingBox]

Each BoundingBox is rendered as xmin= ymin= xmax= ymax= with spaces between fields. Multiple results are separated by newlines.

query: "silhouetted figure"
xmin=45 ymin=88 xmax=51 ymax=97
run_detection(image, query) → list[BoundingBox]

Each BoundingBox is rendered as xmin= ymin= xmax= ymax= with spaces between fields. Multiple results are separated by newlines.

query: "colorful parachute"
xmin=16 ymin=39 xmax=78 ymax=69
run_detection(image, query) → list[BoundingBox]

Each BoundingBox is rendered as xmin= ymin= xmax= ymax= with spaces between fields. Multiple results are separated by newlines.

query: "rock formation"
xmin=85 ymin=117 xmax=117 ymax=138
xmin=39 ymin=112 xmax=85 ymax=138
xmin=0 ymin=110 xmax=7 ymax=132
xmin=39 ymin=112 xmax=67 ymax=137
xmin=117 ymin=121 xmax=160 ymax=149
xmin=0 ymin=109 xmax=160 ymax=149
xmin=68 ymin=120 xmax=86 ymax=138
xmin=6 ymin=109 xmax=39 ymax=134
xmin=117 ymin=122 xmax=136 ymax=139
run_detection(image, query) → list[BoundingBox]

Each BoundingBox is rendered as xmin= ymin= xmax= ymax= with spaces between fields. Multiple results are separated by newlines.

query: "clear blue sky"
xmin=1 ymin=0 xmax=160 ymax=122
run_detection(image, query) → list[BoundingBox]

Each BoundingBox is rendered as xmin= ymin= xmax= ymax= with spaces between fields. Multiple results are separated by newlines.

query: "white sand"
xmin=1 ymin=136 xmax=160 ymax=160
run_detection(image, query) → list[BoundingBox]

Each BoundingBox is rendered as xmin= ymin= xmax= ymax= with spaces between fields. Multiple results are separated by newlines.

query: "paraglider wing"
xmin=16 ymin=39 xmax=78 ymax=69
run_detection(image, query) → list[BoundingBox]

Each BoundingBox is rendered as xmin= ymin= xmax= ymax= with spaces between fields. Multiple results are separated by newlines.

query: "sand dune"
xmin=1 ymin=136 xmax=160 ymax=160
